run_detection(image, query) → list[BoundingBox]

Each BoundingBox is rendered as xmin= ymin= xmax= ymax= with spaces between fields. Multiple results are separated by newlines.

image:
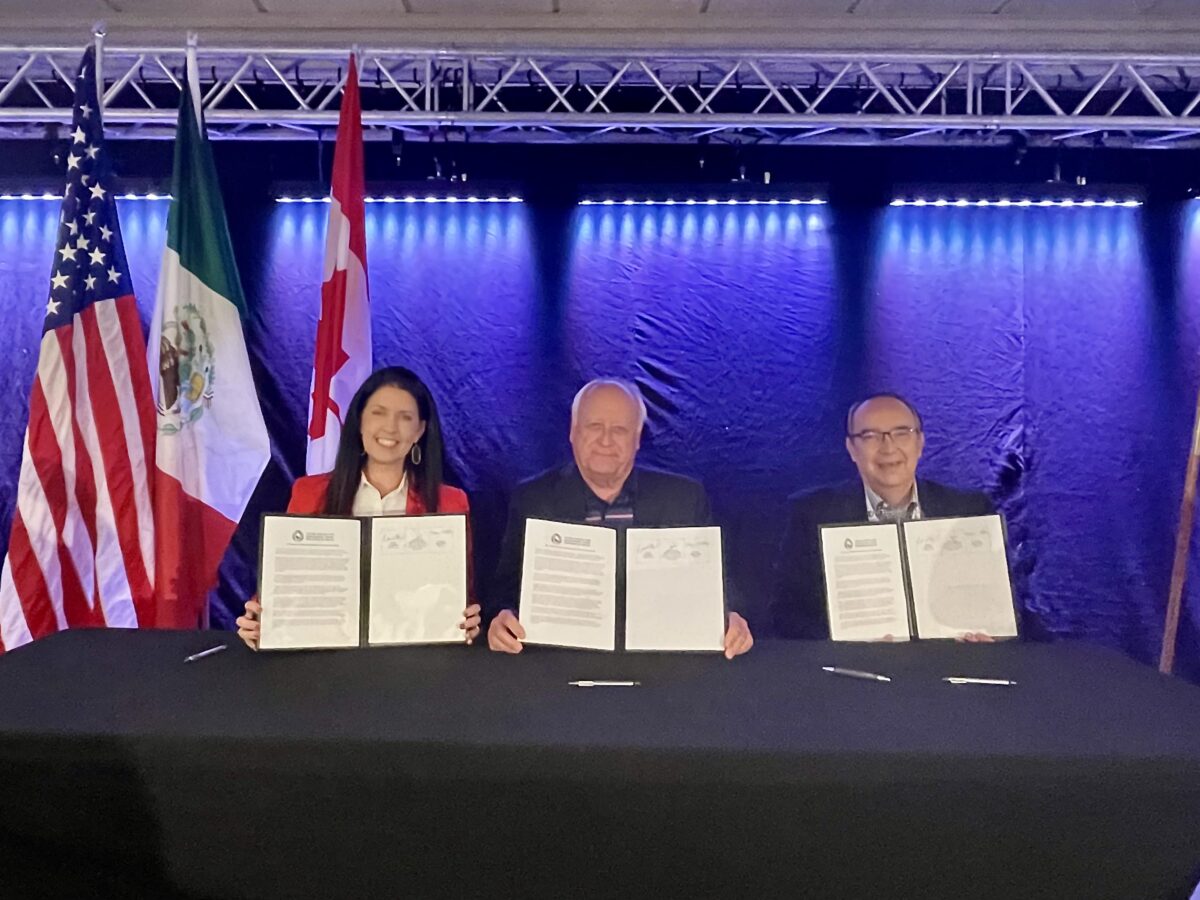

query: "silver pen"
xmin=184 ymin=644 xmax=228 ymax=664
xmin=943 ymin=676 xmax=1016 ymax=686
xmin=822 ymin=666 xmax=891 ymax=683
xmin=568 ymin=680 xmax=641 ymax=687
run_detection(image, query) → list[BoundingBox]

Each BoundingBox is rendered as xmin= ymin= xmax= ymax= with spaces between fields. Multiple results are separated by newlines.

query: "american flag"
xmin=0 ymin=47 xmax=156 ymax=651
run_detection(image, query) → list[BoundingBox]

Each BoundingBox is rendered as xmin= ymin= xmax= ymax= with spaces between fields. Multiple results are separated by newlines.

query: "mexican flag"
xmin=147 ymin=51 xmax=269 ymax=628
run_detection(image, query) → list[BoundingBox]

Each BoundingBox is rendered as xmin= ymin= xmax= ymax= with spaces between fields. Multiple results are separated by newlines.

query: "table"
xmin=0 ymin=630 xmax=1198 ymax=899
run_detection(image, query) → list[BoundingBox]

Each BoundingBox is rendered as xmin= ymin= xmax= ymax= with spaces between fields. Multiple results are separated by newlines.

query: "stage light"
xmin=888 ymin=197 xmax=1141 ymax=209
xmin=577 ymin=197 xmax=826 ymax=207
xmin=280 ymin=195 xmax=523 ymax=205
xmin=0 ymin=191 xmax=171 ymax=201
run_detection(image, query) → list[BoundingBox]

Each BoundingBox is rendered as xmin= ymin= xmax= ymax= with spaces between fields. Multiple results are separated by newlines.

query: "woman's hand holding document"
xmin=257 ymin=514 xmax=471 ymax=651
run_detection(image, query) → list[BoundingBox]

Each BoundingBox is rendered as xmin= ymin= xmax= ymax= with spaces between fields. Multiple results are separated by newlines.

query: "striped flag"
xmin=306 ymin=54 xmax=372 ymax=474
xmin=0 ymin=47 xmax=157 ymax=651
xmin=147 ymin=50 xmax=269 ymax=628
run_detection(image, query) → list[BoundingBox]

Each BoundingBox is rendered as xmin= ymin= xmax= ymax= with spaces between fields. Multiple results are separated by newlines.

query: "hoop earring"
xmin=410 ymin=443 xmax=422 ymax=466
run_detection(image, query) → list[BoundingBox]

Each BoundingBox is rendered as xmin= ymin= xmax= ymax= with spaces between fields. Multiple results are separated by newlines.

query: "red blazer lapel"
xmin=405 ymin=485 xmax=428 ymax=516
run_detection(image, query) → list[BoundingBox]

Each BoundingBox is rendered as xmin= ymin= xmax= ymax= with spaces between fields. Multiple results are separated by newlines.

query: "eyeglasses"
xmin=848 ymin=427 xmax=922 ymax=446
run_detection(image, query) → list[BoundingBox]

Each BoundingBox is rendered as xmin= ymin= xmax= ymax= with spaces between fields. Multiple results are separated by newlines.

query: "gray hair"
xmin=570 ymin=379 xmax=648 ymax=430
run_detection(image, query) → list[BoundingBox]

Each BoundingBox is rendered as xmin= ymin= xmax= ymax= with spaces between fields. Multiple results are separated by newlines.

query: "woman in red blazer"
xmin=236 ymin=366 xmax=479 ymax=648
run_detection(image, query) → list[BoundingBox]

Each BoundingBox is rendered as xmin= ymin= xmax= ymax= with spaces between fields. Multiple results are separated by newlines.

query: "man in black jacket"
xmin=487 ymin=379 xmax=753 ymax=658
xmin=771 ymin=393 xmax=994 ymax=640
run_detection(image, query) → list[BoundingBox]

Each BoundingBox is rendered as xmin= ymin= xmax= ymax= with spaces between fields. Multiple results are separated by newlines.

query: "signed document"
xmin=519 ymin=519 xmax=616 ymax=651
xmin=624 ymin=526 xmax=725 ymax=652
xmin=902 ymin=515 xmax=1018 ymax=640
xmin=819 ymin=523 xmax=910 ymax=642
xmin=259 ymin=515 xmax=362 ymax=650
xmin=821 ymin=516 xmax=1018 ymax=641
xmin=258 ymin=513 xmax=470 ymax=650
xmin=367 ymin=515 xmax=468 ymax=645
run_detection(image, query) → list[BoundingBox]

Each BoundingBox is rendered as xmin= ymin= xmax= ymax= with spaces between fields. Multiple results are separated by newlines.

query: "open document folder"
xmin=819 ymin=514 xmax=1018 ymax=642
xmin=257 ymin=513 xmax=468 ymax=650
xmin=518 ymin=519 xmax=725 ymax=652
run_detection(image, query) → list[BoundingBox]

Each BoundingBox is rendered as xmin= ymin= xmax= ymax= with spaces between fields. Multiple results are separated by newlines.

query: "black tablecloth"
xmin=0 ymin=631 xmax=1198 ymax=899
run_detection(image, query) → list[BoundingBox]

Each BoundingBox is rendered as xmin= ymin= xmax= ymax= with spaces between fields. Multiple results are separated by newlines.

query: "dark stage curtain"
xmin=1 ymin=197 xmax=1197 ymax=680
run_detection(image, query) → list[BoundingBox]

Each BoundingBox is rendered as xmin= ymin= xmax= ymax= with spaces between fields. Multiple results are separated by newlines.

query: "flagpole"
xmin=92 ymin=23 xmax=104 ymax=111
xmin=1159 ymin=387 xmax=1200 ymax=674
xmin=186 ymin=31 xmax=204 ymax=134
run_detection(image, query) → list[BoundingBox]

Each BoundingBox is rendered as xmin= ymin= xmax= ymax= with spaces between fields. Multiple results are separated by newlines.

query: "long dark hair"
xmin=322 ymin=366 xmax=446 ymax=515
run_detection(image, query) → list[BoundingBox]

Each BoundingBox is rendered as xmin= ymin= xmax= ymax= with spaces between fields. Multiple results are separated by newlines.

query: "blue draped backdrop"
xmin=1 ymin=196 xmax=1197 ymax=680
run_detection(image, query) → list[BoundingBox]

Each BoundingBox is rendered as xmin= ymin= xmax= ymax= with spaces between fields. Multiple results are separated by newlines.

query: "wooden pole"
xmin=1159 ymin=389 xmax=1200 ymax=673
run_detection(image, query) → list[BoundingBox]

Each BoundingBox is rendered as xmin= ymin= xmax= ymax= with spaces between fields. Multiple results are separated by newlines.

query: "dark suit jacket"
xmin=770 ymin=479 xmax=994 ymax=640
xmin=486 ymin=464 xmax=714 ymax=633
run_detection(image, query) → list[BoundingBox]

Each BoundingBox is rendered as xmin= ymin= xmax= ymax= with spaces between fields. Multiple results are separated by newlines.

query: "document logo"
xmin=292 ymin=530 xmax=305 ymax=543
xmin=551 ymin=533 xmax=563 ymax=545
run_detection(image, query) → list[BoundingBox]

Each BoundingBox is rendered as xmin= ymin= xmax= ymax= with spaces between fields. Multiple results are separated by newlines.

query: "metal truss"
xmin=4 ymin=44 xmax=1200 ymax=148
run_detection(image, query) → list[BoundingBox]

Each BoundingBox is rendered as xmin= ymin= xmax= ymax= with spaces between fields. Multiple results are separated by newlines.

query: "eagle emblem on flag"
xmin=156 ymin=302 xmax=215 ymax=432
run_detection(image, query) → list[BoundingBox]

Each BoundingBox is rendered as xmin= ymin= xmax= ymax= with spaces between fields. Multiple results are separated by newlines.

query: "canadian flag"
xmin=307 ymin=54 xmax=371 ymax=474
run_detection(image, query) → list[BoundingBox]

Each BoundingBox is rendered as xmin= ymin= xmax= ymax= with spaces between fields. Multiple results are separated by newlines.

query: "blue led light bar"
xmin=276 ymin=195 xmax=523 ymax=204
xmin=0 ymin=192 xmax=171 ymax=201
xmin=578 ymin=198 xmax=826 ymax=207
xmin=889 ymin=198 xmax=1141 ymax=208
